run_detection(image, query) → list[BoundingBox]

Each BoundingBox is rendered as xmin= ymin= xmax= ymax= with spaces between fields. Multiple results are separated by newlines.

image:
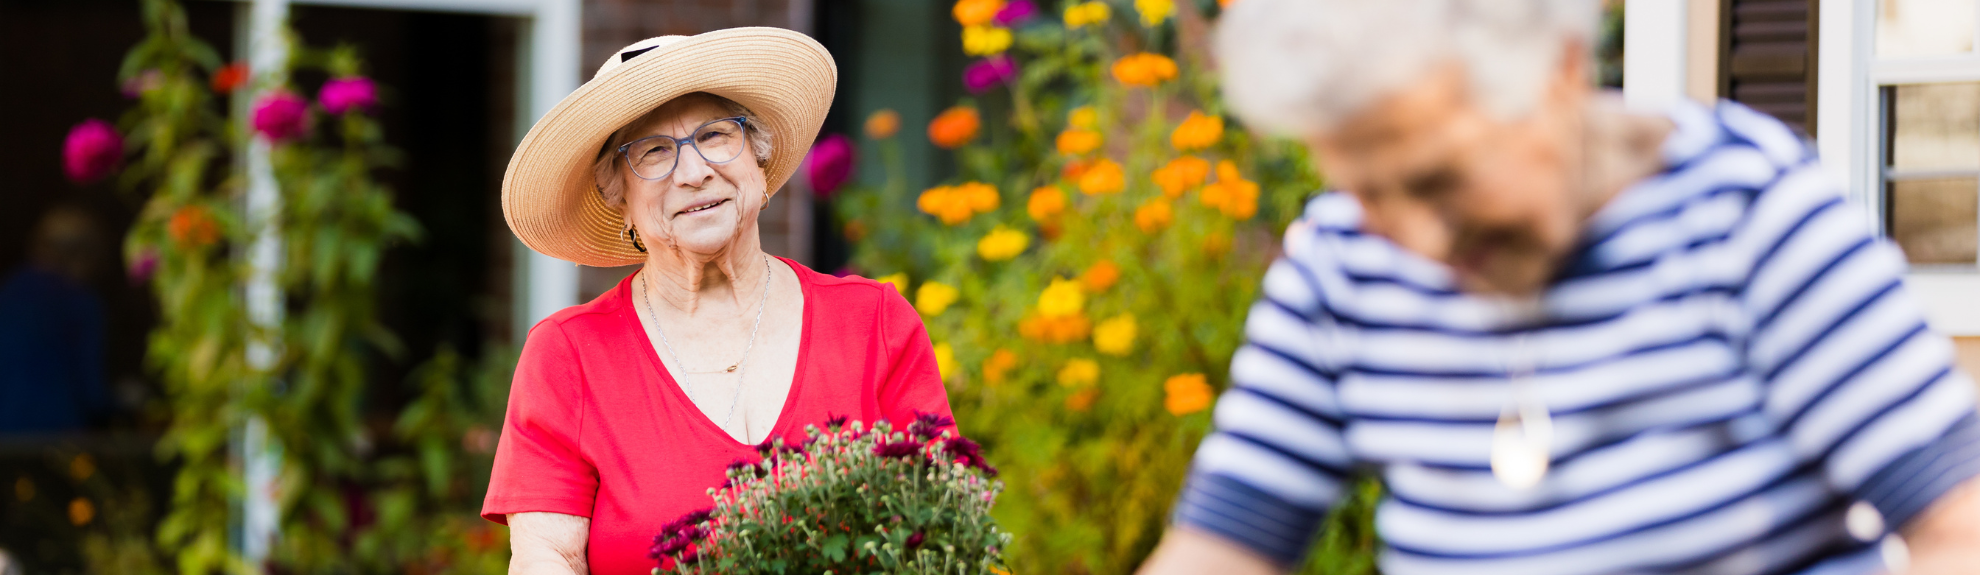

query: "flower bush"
xmin=832 ymin=1 xmax=1380 ymax=572
xmin=655 ymin=416 xmax=1011 ymax=574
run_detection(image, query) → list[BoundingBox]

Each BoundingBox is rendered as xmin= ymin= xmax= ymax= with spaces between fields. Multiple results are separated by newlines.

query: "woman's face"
xmin=616 ymin=94 xmax=769 ymax=258
xmin=1311 ymin=63 xmax=1588 ymax=296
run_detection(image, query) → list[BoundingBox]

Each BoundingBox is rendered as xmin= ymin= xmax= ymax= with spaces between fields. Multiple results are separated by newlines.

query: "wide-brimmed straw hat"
xmin=502 ymin=27 xmax=837 ymax=267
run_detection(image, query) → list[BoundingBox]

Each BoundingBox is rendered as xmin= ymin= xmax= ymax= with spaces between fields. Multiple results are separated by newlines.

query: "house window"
xmin=1876 ymin=0 xmax=1980 ymax=267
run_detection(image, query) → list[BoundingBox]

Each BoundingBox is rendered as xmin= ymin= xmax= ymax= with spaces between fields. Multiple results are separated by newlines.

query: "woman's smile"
xmin=672 ymin=196 xmax=732 ymax=219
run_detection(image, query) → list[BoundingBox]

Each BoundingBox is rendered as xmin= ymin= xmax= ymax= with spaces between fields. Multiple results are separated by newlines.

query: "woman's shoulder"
xmin=527 ymin=273 xmax=637 ymax=341
xmin=786 ymin=260 xmax=918 ymax=324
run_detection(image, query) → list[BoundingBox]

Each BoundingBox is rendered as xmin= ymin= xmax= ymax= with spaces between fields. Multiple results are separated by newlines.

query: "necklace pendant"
xmin=724 ymin=365 xmax=737 ymax=373
xmin=1491 ymin=400 xmax=1553 ymax=490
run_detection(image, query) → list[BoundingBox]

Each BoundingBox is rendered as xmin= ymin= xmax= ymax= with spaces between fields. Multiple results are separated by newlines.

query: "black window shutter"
xmin=1721 ymin=0 xmax=1820 ymax=136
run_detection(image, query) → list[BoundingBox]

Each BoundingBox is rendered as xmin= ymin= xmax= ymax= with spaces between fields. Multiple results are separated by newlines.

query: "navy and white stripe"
xmin=1173 ymin=101 xmax=1980 ymax=575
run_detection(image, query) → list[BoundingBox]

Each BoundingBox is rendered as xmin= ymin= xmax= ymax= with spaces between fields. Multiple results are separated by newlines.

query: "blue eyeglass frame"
xmin=616 ymin=116 xmax=751 ymax=181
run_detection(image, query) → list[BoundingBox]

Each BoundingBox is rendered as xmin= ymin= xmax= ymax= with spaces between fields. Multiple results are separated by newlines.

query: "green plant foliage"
xmin=835 ymin=2 xmax=1378 ymax=572
xmin=663 ymin=418 xmax=1010 ymax=574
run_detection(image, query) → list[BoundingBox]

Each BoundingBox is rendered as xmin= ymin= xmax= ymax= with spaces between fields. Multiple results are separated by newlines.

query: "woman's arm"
xmin=508 ymin=512 xmax=589 ymax=575
xmin=1904 ymin=476 xmax=1980 ymax=575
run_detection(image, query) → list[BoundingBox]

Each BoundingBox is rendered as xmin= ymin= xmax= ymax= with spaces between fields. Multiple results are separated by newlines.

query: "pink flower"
xmin=127 ymin=248 xmax=159 ymax=284
xmin=318 ymin=76 xmax=378 ymax=115
xmin=993 ymin=0 xmax=1037 ymax=25
xmin=63 ymin=119 xmax=123 ymax=184
xmin=802 ymin=134 xmax=856 ymax=199
xmin=251 ymin=92 xmax=309 ymax=142
xmin=963 ymin=56 xmax=1019 ymax=94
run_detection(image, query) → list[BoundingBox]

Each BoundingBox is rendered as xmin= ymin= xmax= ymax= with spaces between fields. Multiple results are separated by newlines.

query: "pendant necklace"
xmin=1490 ymin=333 xmax=1553 ymax=490
xmin=639 ymin=255 xmax=772 ymax=434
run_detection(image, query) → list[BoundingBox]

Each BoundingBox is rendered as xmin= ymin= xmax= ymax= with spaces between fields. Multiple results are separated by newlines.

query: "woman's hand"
xmin=509 ymin=512 xmax=589 ymax=575
xmin=1903 ymin=476 xmax=1980 ymax=574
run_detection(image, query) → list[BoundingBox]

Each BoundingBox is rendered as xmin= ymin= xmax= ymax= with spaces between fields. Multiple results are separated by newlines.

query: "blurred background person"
xmin=1139 ymin=0 xmax=1980 ymax=574
xmin=0 ymin=205 xmax=109 ymax=434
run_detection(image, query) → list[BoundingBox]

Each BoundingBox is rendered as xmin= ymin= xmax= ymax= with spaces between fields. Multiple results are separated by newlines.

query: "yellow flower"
xmin=1111 ymin=53 xmax=1178 ymax=88
xmin=1080 ymin=259 xmax=1120 ymax=292
xmin=1171 ymin=110 xmax=1224 ymax=151
xmin=1134 ymin=199 xmax=1173 ymax=232
xmin=1152 ymin=156 xmax=1211 ymax=197
xmin=1018 ymin=312 xmax=1091 ymax=343
xmin=1055 ymin=128 xmax=1103 ymax=156
xmin=953 ymin=0 xmax=1004 ymax=26
xmin=1068 ymin=106 xmax=1099 ymax=129
xmin=1027 ymin=186 xmax=1068 ymax=221
xmin=1135 ymin=0 xmax=1174 ymax=26
xmin=916 ymin=281 xmax=960 ymax=316
xmin=1058 ymin=358 xmax=1100 ymax=387
xmin=984 ymin=348 xmax=1020 ymax=385
xmin=1093 ymin=313 xmax=1137 ymax=356
xmin=962 ymin=25 xmax=1014 ymax=56
xmin=1063 ymin=2 xmax=1111 ymax=28
xmin=1164 ymin=373 xmax=1214 ymax=415
xmin=875 ymin=272 xmax=909 ymax=295
xmin=1037 ymin=277 xmax=1085 ymax=317
xmin=934 ymin=342 xmax=959 ymax=380
xmin=1077 ymin=158 xmax=1125 ymax=195
xmin=977 ymin=226 xmax=1031 ymax=261
xmin=1199 ymin=160 xmax=1260 ymax=220
xmin=864 ymin=109 xmax=901 ymax=139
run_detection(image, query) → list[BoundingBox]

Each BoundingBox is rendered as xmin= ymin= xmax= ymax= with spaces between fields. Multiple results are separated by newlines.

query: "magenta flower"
xmin=802 ymin=134 xmax=856 ymax=199
xmin=318 ymin=76 xmax=378 ymax=115
xmin=127 ymin=248 xmax=159 ymax=284
xmin=251 ymin=92 xmax=309 ymax=142
xmin=993 ymin=0 xmax=1037 ymax=25
xmin=63 ymin=119 xmax=124 ymax=184
xmin=963 ymin=57 xmax=1018 ymax=94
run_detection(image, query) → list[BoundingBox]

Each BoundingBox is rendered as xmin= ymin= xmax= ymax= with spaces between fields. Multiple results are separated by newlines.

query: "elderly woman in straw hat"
xmin=481 ymin=29 xmax=955 ymax=574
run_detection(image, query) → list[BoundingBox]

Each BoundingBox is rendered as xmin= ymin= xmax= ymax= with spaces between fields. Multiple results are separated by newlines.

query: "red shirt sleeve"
xmin=873 ymin=285 xmax=956 ymax=434
xmin=481 ymin=320 xmax=599 ymax=524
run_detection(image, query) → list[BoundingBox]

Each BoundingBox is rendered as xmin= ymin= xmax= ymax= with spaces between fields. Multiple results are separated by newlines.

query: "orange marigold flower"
xmin=1061 ymin=158 xmax=1092 ymax=181
xmin=1134 ymin=199 xmax=1173 ymax=232
xmin=1199 ymin=160 xmax=1259 ymax=220
xmin=1202 ymin=232 xmax=1232 ymax=258
xmin=983 ymin=348 xmax=1020 ymax=385
xmin=1111 ymin=53 xmax=1178 ymax=88
xmin=1164 ymin=373 xmax=1214 ymax=415
xmin=1079 ymin=259 xmax=1120 ymax=292
xmin=958 ymin=181 xmax=1001 ymax=211
xmin=918 ymin=185 xmax=981 ymax=225
xmin=1055 ymin=128 xmax=1103 ymax=156
xmin=211 ymin=62 xmax=249 ymax=95
xmin=953 ymin=0 xmax=1004 ymax=26
xmin=1027 ymin=186 xmax=1068 ymax=221
xmin=928 ymin=106 xmax=980 ymax=149
xmin=1066 ymin=387 xmax=1100 ymax=412
xmin=167 ymin=205 xmax=220 ymax=247
xmin=864 ymin=109 xmax=901 ymax=139
xmin=1018 ymin=312 xmax=1091 ymax=343
xmin=1171 ymin=110 xmax=1224 ymax=151
xmin=1077 ymin=158 xmax=1125 ymax=195
xmin=1152 ymin=156 xmax=1211 ymax=197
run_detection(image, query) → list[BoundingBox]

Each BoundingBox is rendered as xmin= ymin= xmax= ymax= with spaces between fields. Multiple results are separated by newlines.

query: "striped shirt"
xmin=1173 ymin=101 xmax=1980 ymax=575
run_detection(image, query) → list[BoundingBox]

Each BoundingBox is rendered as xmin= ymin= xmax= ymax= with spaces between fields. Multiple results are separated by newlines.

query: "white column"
xmin=521 ymin=0 xmax=582 ymax=330
xmin=240 ymin=0 xmax=290 ymax=565
xmin=1817 ymin=0 xmax=1875 ymax=216
xmin=1624 ymin=0 xmax=1690 ymax=109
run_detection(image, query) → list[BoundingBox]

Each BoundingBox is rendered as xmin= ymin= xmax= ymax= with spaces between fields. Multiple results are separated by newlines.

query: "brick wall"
xmin=576 ymin=0 xmax=819 ymax=301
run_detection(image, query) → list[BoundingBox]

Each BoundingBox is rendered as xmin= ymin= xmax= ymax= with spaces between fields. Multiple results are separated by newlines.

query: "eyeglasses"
xmin=617 ymin=117 xmax=751 ymax=181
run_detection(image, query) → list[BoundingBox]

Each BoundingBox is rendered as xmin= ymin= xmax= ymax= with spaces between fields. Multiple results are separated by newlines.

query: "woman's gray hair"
xmin=592 ymin=92 xmax=777 ymax=209
xmin=1215 ymin=0 xmax=1598 ymax=137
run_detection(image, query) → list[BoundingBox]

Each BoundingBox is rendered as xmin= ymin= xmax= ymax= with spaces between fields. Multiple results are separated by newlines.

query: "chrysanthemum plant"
xmin=829 ymin=0 xmax=1379 ymax=573
xmin=653 ymin=414 xmax=1011 ymax=574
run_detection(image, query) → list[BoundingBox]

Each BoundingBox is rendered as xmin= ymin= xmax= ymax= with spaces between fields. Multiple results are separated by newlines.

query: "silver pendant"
xmin=1491 ymin=335 xmax=1551 ymax=490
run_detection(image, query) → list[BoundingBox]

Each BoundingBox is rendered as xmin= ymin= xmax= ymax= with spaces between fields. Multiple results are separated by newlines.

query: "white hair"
xmin=593 ymin=92 xmax=775 ymax=209
xmin=1214 ymin=0 xmax=1599 ymax=136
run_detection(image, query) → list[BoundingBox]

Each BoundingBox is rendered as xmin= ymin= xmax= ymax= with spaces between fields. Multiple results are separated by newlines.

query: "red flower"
xmin=62 ymin=119 xmax=123 ymax=184
xmin=803 ymin=134 xmax=856 ymax=199
xmin=251 ymin=92 xmax=309 ymax=142
xmin=167 ymin=206 xmax=220 ymax=248
xmin=318 ymin=76 xmax=378 ymax=115
xmin=211 ymin=62 xmax=249 ymax=94
xmin=872 ymin=440 xmax=922 ymax=459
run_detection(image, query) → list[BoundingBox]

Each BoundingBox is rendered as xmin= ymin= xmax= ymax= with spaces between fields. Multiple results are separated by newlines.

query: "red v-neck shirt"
xmin=481 ymin=257 xmax=955 ymax=575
